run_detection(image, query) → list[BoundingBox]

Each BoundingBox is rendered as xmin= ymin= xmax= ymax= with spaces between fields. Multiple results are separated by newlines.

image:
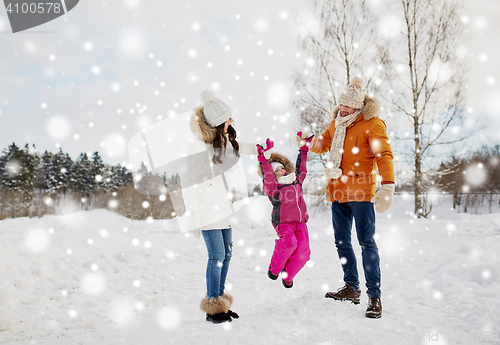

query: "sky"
xmin=0 ymin=0 xmax=499 ymax=183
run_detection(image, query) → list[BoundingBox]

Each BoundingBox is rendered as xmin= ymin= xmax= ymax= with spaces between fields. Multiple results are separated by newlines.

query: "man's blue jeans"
xmin=331 ymin=201 xmax=381 ymax=298
xmin=201 ymin=228 xmax=233 ymax=299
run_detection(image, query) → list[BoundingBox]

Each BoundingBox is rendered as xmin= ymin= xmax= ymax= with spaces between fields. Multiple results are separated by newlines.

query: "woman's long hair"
xmin=212 ymin=122 xmax=240 ymax=164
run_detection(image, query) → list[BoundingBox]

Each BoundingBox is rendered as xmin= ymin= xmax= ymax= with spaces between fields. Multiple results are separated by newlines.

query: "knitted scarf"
xmin=277 ymin=173 xmax=296 ymax=185
xmin=324 ymin=109 xmax=362 ymax=180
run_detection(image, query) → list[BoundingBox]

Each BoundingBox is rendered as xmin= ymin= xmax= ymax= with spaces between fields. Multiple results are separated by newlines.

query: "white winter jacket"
xmin=175 ymin=106 xmax=257 ymax=234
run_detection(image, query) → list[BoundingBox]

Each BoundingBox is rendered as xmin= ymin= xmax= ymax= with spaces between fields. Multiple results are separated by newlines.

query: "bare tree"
xmin=382 ymin=0 xmax=474 ymax=217
xmin=293 ymin=0 xmax=389 ymax=176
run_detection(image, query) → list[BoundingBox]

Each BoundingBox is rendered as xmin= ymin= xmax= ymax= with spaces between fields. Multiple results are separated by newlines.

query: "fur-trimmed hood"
xmin=190 ymin=105 xmax=217 ymax=143
xmin=331 ymin=93 xmax=380 ymax=121
xmin=257 ymin=152 xmax=295 ymax=178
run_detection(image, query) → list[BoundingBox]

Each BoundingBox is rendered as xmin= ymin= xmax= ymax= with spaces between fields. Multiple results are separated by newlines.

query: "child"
xmin=257 ymin=134 xmax=313 ymax=288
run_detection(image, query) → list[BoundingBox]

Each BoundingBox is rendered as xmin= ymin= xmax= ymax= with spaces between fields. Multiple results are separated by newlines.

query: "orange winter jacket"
xmin=310 ymin=94 xmax=394 ymax=203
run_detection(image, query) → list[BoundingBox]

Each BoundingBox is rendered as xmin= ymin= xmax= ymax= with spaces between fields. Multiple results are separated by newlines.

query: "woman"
xmin=189 ymin=90 xmax=256 ymax=324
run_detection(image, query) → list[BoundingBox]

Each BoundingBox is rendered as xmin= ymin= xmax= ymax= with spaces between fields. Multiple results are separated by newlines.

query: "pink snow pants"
xmin=269 ymin=222 xmax=311 ymax=283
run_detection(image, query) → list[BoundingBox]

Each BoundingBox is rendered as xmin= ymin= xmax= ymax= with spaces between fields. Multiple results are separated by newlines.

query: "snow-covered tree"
xmin=35 ymin=150 xmax=54 ymax=193
xmin=0 ymin=143 xmax=156 ymax=218
xmin=73 ymin=153 xmax=93 ymax=209
xmin=106 ymin=165 xmax=124 ymax=193
xmin=0 ymin=143 xmax=24 ymax=191
xmin=91 ymin=151 xmax=105 ymax=195
xmin=0 ymin=143 xmax=39 ymax=217
xmin=436 ymin=145 xmax=500 ymax=213
xmin=383 ymin=0 xmax=473 ymax=217
xmin=22 ymin=144 xmax=40 ymax=216
xmin=47 ymin=149 xmax=73 ymax=203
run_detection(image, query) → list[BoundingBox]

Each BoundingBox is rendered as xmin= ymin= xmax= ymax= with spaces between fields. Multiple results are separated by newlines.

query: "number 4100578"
xmin=6 ymin=2 xmax=62 ymax=14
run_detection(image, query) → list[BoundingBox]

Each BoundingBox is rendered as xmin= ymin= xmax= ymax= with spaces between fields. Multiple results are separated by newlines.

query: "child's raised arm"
xmin=295 ymin=132 xmax=313 ymax=184
xmin=257 ymin=140 xmax=278 ymax=197
xmin=295 ymin=150 xmax=308 ymax=185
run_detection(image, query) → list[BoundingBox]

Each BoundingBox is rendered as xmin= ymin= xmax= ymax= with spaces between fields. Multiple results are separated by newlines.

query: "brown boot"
xmin=200 ymin=296 xmax=231 ymax=324
xmin=365 ymin=297 xmax=382 ymax=319
xmin=325 ymin=283 xmax=361 ymax=304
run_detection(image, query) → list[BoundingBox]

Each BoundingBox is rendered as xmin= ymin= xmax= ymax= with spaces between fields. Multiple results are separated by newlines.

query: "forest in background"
xmin=0 ymin=142 xmax=177 ymax=220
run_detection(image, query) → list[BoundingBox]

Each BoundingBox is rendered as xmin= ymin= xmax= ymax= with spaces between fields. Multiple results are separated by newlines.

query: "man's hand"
xmin=370 ymin=184 xmax=395 ymax=213
xmin=296 ymin=132 xmax=314 ymax=149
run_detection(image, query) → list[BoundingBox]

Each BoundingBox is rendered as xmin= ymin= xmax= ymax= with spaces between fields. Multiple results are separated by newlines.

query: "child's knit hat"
xmin=270 ymin=161 xmax=284 ymax=172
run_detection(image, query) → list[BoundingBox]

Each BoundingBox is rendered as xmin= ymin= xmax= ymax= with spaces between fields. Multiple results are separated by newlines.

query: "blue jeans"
xmin=331 ymin=202 xmax=381 ymax=298
xmin=201 ymin=229 xmax=233 ymax=299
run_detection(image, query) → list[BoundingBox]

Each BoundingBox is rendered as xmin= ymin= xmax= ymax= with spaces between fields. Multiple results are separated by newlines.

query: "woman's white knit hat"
xmin=200 ymin=89 xmax=232 ymax=128
xmin=338 ymin=76 xmax=364 ymax=109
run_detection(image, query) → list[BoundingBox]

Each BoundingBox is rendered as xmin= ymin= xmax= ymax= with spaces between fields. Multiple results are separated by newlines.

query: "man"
xmin=302 ymin=76 xmax=395 ymax=318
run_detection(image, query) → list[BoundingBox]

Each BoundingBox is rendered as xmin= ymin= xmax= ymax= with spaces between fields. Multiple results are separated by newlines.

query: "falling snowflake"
xmin=119 ymin=31 xmax=146 ymax=56
xmin=25 ymin=229 xmax=50 ymax=254
xmin=47 ymin=116 xmax=71 ymax=140
xmin=91 ymin=66 xmax=101 ymax=75
xmin=103 ymin=134 xmax=126 ymax=157
xmin=110 ymin=300 xmax=135 ymax=326
xmin=464 ymin=164 xmax=487 ymax=186
xmin=157 ymin=307 xmax=182 ymax=331
xmin=124 ymin=0 xmax=141 ymax=9
xmin=81 ymin=273 xmax=106 ymax=296
xmin=255 ymin=18 xmax=269 ymax=32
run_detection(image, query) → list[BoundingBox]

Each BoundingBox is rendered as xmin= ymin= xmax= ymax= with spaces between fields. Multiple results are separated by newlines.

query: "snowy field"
xmin=1 ymin=195 xmax=499 ymax=345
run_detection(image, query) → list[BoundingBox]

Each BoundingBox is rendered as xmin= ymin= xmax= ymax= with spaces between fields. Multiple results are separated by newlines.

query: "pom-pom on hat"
xmin=338 ymin=76 xmax=364 ymax=109
xmin=200 ymin=89 xmax=232 ymax=128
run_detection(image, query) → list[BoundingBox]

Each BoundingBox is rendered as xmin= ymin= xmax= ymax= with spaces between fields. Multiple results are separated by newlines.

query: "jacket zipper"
xmin=293 ymin=184 xmax=302 ymax=222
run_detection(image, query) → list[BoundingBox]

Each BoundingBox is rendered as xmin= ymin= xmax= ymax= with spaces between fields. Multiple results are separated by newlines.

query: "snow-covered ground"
xmin=1 ymin=195 xmax=499 ymax=345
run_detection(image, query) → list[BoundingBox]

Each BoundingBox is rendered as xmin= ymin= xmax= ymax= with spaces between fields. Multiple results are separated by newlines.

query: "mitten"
xmin=296 ymin=135 xmax=306 ymax=148
xmin=256 ymin=138 xmax=274 ymax=163
xmin=256 ymin=145 xmax=267 ymax=163
xmin=263 ymin=150 xmax=273 ymax=159
xmin=297 ymin=132 xmax=314 ymax=151
xmin=324 ymin=167 xmax=342 ymax=180
xmin=370 ymin=184 xmax=395 ymax=213
xmin=324 ymin=161 xmax=342 ymax=180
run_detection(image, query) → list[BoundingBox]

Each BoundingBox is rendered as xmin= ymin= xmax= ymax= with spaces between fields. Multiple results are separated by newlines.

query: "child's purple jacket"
xmin=260 ymin=150 xmax=309 ymax=227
